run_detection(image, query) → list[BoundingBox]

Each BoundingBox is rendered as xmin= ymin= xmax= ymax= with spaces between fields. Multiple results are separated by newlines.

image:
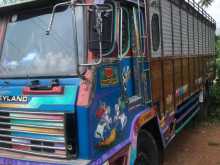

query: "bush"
xmin=210 ymin=83 xmax=220 ymax=103
xmin=208 ymin=57 xmax=220 ymax=122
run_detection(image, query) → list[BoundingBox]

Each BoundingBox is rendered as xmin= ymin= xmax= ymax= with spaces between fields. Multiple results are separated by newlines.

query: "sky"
xmin=195 ymin=0 xmax=220 ymax=34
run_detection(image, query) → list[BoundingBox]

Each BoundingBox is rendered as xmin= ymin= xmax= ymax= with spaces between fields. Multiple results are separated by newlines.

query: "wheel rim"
xmin=135 ymin=152 xmax=151 ymax=165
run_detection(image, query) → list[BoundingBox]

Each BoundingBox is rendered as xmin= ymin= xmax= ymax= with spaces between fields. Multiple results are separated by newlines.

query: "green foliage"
xmin=207 ymin=107 xmax=220 ymax=123
xmin=208 ymin=78 xmax=220 ymax=122
xmin=215 ymin=35 xmax=220 ymax=73
xmin=199 ymin=0 xmax=214 ymax=7
xmin=216 ymin=37 xmax=220 ymax=59
xmin=207 ymin=35 xmax=220 ymax=122
xmin=210 ymin=81 xmax=220 ymax=103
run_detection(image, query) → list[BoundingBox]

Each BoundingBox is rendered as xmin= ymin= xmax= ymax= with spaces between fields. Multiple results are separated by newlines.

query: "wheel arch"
xmin=139 ymin=117 xmax=165 ymax=153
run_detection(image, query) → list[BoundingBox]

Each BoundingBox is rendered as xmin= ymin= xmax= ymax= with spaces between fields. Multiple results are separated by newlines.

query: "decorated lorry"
xmin=0 ymin=0 xmax=216 ymax=165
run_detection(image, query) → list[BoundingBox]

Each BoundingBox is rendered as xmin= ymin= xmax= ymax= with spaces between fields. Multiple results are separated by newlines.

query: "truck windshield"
xmin=0 ymin=6 xmax=85 ymax=78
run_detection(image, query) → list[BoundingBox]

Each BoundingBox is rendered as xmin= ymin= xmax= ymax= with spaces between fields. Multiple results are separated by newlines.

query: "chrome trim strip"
xmin=0 ymin=122 xmax=64 ymax=129
xmin=0 ymin=140 xmax=65 ymax=150
xmin=0 ymin=134 xmax=64 ymax=143
xmin=0 ymin=128 xmax=64 ymax=136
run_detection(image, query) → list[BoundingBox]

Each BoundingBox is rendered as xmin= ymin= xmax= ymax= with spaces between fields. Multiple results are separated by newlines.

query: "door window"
xmin=151 ymin=13 xmax=160 ymax=51
xmin=88 ymin=3 xmax=115 ymax=55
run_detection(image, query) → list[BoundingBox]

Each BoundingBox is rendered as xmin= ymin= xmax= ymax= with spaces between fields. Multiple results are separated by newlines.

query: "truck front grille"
xmin=0 ymin=110 xmax=74 ymax=159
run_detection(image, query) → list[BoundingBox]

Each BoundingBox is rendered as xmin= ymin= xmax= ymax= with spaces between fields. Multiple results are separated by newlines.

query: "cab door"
xmin=118 ymin=4 xmax=152 ymax=109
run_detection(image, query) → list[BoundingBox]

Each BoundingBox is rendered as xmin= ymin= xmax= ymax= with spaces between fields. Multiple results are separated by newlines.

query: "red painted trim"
xmin=77 ymin=70 xmax=93 ymax=106
xmin=23 ymin=86 xmax=64 ymax=95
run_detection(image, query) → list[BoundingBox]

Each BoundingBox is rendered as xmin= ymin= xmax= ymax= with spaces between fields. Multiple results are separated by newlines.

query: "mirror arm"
xmin=46 ymin=1 xmax=71 ymax=35
xmin=119 ymin=8 xmax=123 ymax=58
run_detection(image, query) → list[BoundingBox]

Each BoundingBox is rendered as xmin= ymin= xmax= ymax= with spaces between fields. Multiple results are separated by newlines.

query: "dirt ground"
xmin=164 ymin=123 xmax=220 ymax=165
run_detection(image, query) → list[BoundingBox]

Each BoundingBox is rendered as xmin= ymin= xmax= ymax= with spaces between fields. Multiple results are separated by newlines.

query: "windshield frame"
xmin=0 ymin=4 xmax=87 ymax=79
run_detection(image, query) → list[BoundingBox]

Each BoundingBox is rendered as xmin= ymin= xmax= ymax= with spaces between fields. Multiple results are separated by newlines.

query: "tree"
xmin=199 ymin=0 xmax=214 ymax=7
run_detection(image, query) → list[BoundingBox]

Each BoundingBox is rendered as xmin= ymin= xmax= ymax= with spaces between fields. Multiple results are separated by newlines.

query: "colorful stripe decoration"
xmin=11 ymin=126 xmax=64 ymax=135
xmin=10 ymin=113 xmax=64 ymax=121
xmin=0 ymin=110 xmax=67 ymax=159
xmin=175 ymin=85 xmax=188 ymax=97
xmin=10 ymin=119 xmax=63 ymax=127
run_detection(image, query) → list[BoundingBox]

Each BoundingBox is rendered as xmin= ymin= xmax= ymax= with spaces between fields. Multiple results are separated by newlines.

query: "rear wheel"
xmin=134 ymin=130 xmax=160 ymax=165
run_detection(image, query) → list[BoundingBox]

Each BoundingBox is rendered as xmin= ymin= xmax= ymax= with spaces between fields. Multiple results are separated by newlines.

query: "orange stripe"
xmin=11 ymin=126 xmax=64 ymax=135
xmin=0 ymin=104 xmax=28 ymax=108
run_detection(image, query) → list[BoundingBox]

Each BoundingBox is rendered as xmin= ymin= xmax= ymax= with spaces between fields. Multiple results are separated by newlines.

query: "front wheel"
xmin=134 ymin=130 xmax=161 ymax=165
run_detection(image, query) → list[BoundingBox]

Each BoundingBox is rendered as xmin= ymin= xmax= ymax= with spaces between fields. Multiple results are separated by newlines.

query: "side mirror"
xmin=79 ymin=6 xmax=104 ymax=67
xmin=80 ymin=5 xmax=113 ymax=67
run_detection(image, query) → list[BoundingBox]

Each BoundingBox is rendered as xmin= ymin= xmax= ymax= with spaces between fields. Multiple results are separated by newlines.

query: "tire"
xmin=134 ymin=130 xmax=160 ymax=165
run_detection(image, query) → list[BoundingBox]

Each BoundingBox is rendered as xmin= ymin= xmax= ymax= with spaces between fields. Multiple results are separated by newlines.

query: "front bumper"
xmin=0 ymin=150 xmax=90 ymax=165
